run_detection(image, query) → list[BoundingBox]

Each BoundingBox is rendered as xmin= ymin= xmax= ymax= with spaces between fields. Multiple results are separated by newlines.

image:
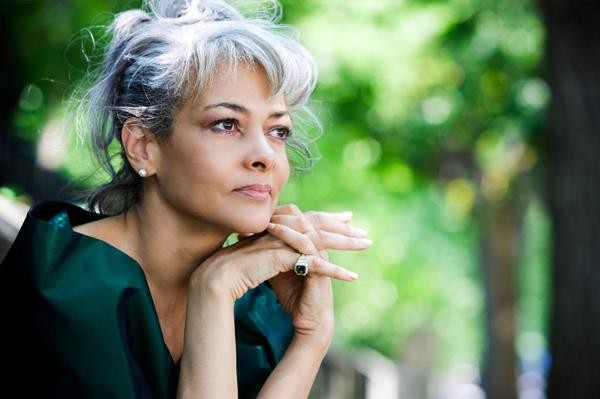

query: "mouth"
xmin=233 ymin=184 xmax=272 ymax=201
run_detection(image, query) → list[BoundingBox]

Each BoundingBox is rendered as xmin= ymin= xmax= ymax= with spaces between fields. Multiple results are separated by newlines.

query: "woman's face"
xmin=152 ymin=63 xmax=291 ymax=234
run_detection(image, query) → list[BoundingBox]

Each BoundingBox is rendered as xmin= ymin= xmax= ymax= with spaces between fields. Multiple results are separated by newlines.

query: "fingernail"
xmin=346 ymin=270 xmax=359 ymax=280
xmin=359 ymin=238 xmax=373 ymax=246
xmin=354 ymin=228 xmax=368 ymax=237
xmin=340 ymin=211 xmax=353 ymax=218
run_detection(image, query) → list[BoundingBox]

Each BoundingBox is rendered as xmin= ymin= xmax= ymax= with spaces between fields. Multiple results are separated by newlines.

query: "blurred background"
xmin=1 ymin=1 xmax=598 ymax=398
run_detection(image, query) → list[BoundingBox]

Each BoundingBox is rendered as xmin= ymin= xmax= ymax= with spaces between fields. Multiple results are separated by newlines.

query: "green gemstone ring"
xmin=294 ymin=254 xmax=309 ymax=276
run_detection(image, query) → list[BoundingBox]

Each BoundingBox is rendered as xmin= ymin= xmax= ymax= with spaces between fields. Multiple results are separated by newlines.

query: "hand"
xmin=239 ymin=206 xmax=370 ymax=260
xmin=271 ymin=204 xmax=371 ymax=261
xmin=189 ymin=226 xmax=358 ymax=304
xmin=265 ymin=204 xmax=370 ymax=343
xmin=181 ymin=222 xmax=359 ymax=399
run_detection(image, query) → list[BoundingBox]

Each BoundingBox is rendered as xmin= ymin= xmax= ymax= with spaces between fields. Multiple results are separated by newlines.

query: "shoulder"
xmin=27 ymin=200 xmax=104 ymax=227
xmin=2 ymin=201 xmax=92 ymax=269
xmin=1 ymin=200 xmax=146 ymax=295
xmin=72 ymin=213 xmax=126 ymax=252
xmin=0 ymin=200 xmax=169 ymax=395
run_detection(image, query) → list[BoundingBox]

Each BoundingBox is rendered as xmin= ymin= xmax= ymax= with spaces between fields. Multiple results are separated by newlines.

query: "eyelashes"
xmin=210 ymin=118 xmax=237 ymax=132
xmin=209 ymin=118 xmax=292 ymax=140
xmin=209 ymin=118 xmax=291 ymax=139
xmin=270 ymin=126 xmax=292 ymax=140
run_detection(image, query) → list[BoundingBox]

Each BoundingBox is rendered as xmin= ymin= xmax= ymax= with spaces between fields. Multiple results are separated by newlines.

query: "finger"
xmin=304 ymin=212 xmax=368 ymax=238
xmin=273 ymin=204 xmax=317 ymax=235
xmin=276 ymin=205 xmax=353 ymax=223
xmin=274 ymin=206 xmax=369 ymax=245
xmin=236 ymin=232 xmax=255 ymax=241
xmin=295 ymin=254 xmax=359 ymax=281
xmin=305 ymin=210 xmax=353 ymax=223
xmin=274 ymin=206 xmax=367 ymax=237
xmin=271 ymin=215 xmax=314 ymax=233
xmin=306 ymin=230 xmax=372 ymax=251
xmin=325 ymin=211 xmax=353 ymax=223
xmin=273 ymin=204 xmax=303 ymax=216
xmin=267 ymin=222 xmax=319 ymax=255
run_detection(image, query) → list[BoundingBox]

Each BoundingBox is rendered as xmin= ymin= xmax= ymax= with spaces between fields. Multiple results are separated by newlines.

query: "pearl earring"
xmin=138 ymin=169 xmax=148 ymax=177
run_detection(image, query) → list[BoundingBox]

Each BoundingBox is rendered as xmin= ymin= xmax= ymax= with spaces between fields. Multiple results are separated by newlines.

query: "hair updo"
xmin=77 ymin=0 xmax=319 ymax=215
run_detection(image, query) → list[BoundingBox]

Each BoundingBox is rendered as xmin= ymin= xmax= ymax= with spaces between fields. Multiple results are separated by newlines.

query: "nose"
xmin=243 ymin=130 xmax=277 ymax=171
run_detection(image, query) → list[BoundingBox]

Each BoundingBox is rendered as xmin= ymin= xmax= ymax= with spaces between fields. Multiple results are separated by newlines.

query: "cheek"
xmin=157 ymin=144 xmax=218 ymax=200
xmin=169 ymin=142 xmax=219 ymax=177
xmin=276 ymin=155 xmax=290 ymax=188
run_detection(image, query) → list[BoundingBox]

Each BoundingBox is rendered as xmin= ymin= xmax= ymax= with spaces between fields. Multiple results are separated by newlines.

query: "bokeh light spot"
xmin=18 ymin=83 xmax=44 ymax=112
xmin=369 ymin=279 xmax=399 ymax=310
xmin=444 ymin=178 xmax=476 ymax=216
xmin=517 ymin=78 xmax=550 ymax=112
xmin=342 ymin=137 xmax=382 ymax=169
xmin=341 ymin=301 xmax=370 ymax=331
xmin=383 ymin=162 xmax=414 ymax=193
xmin=422 ymin=96 xmax=451 ymax=125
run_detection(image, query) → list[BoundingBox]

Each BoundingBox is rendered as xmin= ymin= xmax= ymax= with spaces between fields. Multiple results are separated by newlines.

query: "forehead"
xmin=186 ymin=62 xmax=288 ymax=112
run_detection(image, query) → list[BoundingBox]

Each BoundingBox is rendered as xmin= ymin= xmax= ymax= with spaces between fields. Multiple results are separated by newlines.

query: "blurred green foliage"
xmin=4 ymin=0 xmax=549 ymax=372
xmin=277 ymin=0 xmax=549 ymax=369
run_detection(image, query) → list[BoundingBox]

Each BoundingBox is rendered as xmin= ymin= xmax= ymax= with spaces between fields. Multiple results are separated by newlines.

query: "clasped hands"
xmin=253 ymin=204 xmax=370 ymax=342
xmin=192 ymin=204 xmax=370 ymax=344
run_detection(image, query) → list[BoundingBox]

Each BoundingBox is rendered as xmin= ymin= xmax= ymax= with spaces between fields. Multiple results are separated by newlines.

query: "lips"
xmin=233 ymin=184 xmax=272 ymax=201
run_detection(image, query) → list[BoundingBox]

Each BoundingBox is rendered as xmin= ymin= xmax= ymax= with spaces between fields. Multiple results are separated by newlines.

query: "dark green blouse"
xmin=0 ymin=201 xmax=293 ymax=398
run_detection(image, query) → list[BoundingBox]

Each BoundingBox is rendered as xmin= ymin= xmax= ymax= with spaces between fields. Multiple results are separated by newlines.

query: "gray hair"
xmin=76 ymin=0 xmax=320 ymax=215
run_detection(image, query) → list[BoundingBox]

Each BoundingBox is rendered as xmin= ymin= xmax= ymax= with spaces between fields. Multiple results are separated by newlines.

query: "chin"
xmin=233 ymin=218 xmax=270 ymax=234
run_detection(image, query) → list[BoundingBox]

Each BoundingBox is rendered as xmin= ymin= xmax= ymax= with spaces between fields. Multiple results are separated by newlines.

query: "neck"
xmin=124 ymin=191 xmax=231 ymax=293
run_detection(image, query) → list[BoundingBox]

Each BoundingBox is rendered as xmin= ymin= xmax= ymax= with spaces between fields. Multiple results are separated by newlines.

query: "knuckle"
xmin=315 ymin=230 xmax=327 ymax=243
xmin=307 ymin=254 xmax=320 ymax=270
xmin=272 ymin=249 xmax=291 ymax=272
xmin=344 ymin=224 xmax=356 ymax=235
xmin=301 ymin=238 xmax=315 ymax=254
xmin=288 ymin=204 xmax=301 ymax=215
xmin=312 ymin=213 xmax=326 ymax=228
xmin=305 ymin=211 xmax=320 ymax=225
xmin=306 ymin=231 xmax=324 ymax=251
xmin=280 ymin=204 xmax=294 ymax=213
xmin=269 ymin=223 xmax=281 ymax=232
xmin=300 ymin=218 xmax=313 ymax=232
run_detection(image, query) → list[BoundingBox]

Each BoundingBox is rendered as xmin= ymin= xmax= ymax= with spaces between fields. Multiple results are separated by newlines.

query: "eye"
xmin=269 ymin=126 xmax=292 ymax=140
xmin=211 ymin=118 xmax=238 ymax=133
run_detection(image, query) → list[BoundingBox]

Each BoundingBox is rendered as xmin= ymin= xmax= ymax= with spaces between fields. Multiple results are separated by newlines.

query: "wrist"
xmin=292 ymin=328 xmax=333 ymax=358
xmin=188 ymin=268 xmax=236 ymax=306
xmin=288 ymin=336 xmax=331 ymax=366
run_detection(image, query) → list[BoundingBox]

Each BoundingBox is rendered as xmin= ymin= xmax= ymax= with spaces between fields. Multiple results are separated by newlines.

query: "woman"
xmin=0 ymin=0 xmax=370 ymax=398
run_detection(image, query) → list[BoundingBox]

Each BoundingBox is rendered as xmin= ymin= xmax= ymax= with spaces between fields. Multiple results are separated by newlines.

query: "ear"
xmin=121 ymin=119 xmax=160 ymax=176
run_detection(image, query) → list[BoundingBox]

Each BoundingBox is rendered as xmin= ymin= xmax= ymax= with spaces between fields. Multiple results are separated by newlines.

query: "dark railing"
xmin=310 ymin=348 xmax=404 ymax=399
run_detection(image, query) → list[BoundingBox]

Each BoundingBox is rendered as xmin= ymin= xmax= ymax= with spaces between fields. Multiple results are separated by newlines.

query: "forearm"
xmin=257 ymin=334 xmax=331 ymax=399
xmin=177 ymin=286 xmax=237 ymax=399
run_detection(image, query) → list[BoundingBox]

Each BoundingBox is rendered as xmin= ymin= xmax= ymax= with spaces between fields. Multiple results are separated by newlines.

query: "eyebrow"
xmin=203 ymin=102 xmax=289 ymax=119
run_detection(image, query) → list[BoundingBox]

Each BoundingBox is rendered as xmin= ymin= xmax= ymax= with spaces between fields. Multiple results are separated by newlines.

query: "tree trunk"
xmin=480 ymin=196 xmax=524 ymax=399
xmin=0 ymin=1 xmax=72 ymax=202
xmin=540 ymin=2 xmax=600 ymax=398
